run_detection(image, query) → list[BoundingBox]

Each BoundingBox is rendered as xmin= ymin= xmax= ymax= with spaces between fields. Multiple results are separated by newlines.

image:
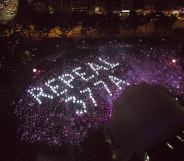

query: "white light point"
xmin=33 ymin=68 xmax=37 ymax=73
xmin=64 ymin=96 xmax=87 ymax=114
xmin=28 ymin=87 xmax=53 ymax=104
xmin=94 ymin=81 xmax=112 ymax=96
xmin=172 ymin=59 xmax=176 ymax=64
xmin=98 ymin=57 xmax=119 ymax=69
xmin=176 ymin=135 xmax=184 ymax=142
xmin=144 ymin=152 xmax=150 ymax=161
xmin=45 ymin=79 xmax=67 ymax=96
xmin=73 ymin=67 xmax=94 ymax=81
xmin=80 ymin=87 xmax=97 ymax=106
xmin=166 ymin=142 xmax=174 ymax=150
xmin=126 ymin=82 xmax=131 ymax=86
xmin=58 ymin=74 xmax=74 ymax=88
xmin=109 ymin=75 xmax=123 ymax=90
xmin=88 ymin=63 xmax=109 ymax=75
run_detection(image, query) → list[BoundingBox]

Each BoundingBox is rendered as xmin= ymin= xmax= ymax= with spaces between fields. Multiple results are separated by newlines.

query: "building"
xmin=121 ymin=0 xmax=184 ymax=10
xmin=70 ymin=0 xmax=122 ymax=13
xmin=121 ymin=0 xmax=131 ymax=9
xmin=70 ymin=0 xmax=107 ymax=12
xmin=71 ymin=0 xmax=90 ymax=12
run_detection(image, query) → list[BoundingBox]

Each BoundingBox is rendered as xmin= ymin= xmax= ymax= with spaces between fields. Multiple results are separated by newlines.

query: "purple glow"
xmin=16 ymin=44 xmax=184 ymax=146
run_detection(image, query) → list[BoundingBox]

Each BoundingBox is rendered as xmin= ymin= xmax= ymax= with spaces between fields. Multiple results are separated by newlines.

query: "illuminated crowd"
xmin=16 ymin=42 xmax=184 ymax=146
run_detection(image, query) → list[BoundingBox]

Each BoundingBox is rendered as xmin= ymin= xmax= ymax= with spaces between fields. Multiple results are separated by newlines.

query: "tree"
xmin=16 ymin=0 xmax=31 ymax=21
xmin=0 ymin=23 xmax=7 ymax=38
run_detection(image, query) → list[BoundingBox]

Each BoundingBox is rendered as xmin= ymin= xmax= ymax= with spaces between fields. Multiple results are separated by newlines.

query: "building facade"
xmin=70 ymin=0 xmax=107 ymax=12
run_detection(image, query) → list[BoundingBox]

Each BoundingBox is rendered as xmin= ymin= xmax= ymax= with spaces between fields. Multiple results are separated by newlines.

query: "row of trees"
xmin=0 ymin=11 xmax=176 ymax=39
xmin=0 ymin=0 xmax=180 ymax=39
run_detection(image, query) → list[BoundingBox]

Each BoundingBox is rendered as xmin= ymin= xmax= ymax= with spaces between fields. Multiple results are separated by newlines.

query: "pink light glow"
xmin=33 ymin=68 xmax=37 ymax=73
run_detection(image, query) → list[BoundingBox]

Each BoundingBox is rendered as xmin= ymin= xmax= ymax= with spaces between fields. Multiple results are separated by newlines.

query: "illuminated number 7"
xmin=80 ymin=87 xmax=97 ymax=106
xmin=94 ymin=81 xmax=112 ymax=96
